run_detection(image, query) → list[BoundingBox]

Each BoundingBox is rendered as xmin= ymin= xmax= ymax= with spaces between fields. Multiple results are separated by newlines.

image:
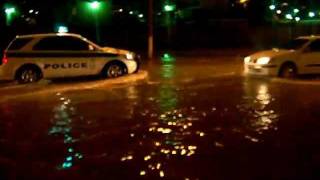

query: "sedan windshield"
xmin=278 ymin=39 xmax=309 ymax=50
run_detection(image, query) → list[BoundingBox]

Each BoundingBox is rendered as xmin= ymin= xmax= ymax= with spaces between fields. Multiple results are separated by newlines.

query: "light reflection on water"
xmin=120 ymin=68 xmax=280 ymax=178
xmin=239 ymin=80 xmax=279 ymax=142
xmin=121 ymin=63 xmax=200 ymax=178
xmin=48 ymin=93 xmax=83 ymax=170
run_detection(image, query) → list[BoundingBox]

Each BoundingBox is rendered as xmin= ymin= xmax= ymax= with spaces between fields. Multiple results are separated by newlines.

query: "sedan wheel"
xmin=279 ymin=64 xmax=297 ymax=78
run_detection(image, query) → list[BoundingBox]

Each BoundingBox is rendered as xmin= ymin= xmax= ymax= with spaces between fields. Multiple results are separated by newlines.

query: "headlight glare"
xmin=126 ymin=53 xmax=134 ymax=60
xmin=256 ymin=57 xmax=271 ymax=65
xmin=244 ymin=56 xmax=251 ymax=64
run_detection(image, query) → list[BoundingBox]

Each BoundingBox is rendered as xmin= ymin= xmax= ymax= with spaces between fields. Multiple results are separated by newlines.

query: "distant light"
xmin=29 ymin=9 xmax=34 ymax=14
xmin=5 ymin=7 xmax=16 ymax=15
xmin=164 ymin=4 xmax=176 ymax=12
xmin=57 ymin=26 xmax=69 ymax=33
xmin=295 ymin=17 xmax=301 ymax=22
xmin=129 ymin=11 xmax=133 ymax=15
xmin=239 ymin=0 xmax=249 ymax=4
xmin=285 ymin=14 xmax=293 ymax=20
xmin=161 ymin=53 xmax=175 ymax=62
xmin=62 ymin=162 xmax=72 ymax=169
xmin=269 ymin=5 xmax=276 ymax=10
xmin=293 ymin=8 xmax=299 ymax=13
xmin=90 ymin=1 xmax=100 ymax=9
xmin=119 ymin=8 xmax=123 ymax=12
xmin=35 ymin=11 xmax=39 ymax=15
xmin=309 ymin=12 xmax=315 ymax=18
xmin=66 ymin=156 xmax=73 ymax=161
xmin=138 ymin=14 xmax=144 ymax=18
xmin=68 ymin=148 xmax=74 ymax=153
xmin=276 ymin=10 xmax=282 ymax=14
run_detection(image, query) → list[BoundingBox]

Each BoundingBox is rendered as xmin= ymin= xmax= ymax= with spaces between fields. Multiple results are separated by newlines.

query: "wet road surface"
xmin=1 ymin=56 xmax=320 ymax=179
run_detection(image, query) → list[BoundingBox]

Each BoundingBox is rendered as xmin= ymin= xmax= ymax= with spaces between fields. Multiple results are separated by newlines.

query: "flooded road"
xmin=1 ymin=57 xmax=320 ymax=179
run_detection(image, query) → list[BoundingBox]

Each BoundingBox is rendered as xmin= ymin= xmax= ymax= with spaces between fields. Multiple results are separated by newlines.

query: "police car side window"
xmin=308 ymin=40 xmax=320 ymax=52
xmin=9 ymin=38 xmax=33 ymax=50
xmin=33 ymin=36 xmax=90 ymax=51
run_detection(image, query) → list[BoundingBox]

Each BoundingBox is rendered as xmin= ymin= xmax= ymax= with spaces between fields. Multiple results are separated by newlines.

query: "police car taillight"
xmin=2 ymin=52 xmax=8 ymax=65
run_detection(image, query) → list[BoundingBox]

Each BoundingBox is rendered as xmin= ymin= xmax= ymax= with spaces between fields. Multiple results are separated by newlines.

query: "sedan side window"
xmin=308 ymin=40 xmax=320 ymax=52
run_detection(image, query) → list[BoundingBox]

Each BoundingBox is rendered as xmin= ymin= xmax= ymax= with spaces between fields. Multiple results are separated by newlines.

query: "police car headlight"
xmin=256 ymin=57 xmax=271 ymax=65
xmin=126 ymin=53 xmax=134 ymax=60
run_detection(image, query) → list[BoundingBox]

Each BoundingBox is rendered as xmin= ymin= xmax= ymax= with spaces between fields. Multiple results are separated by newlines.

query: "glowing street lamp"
xmin=4 ymin=6 xmax=17 ymax=26
xmin=5 ymin=7 xmax=16 ymax=15
xmin=269 ymin=5 xmax=276 ymax=11
xmin=309 ymin=12 xmax=315 ymax=18
xmin=276 ymin=10 xmax=282 ymax=15
xmin=164 ymin=4 xmax=176 ymax=12
xmin=89 ymin=1 xmax=100 ymax=10
xmin=285 ymin=14 xmax=293 ymax=20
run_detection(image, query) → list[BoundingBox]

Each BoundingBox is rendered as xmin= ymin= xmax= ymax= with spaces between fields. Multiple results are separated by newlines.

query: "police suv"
xmin=0 ymin=33 xmax=140 ymax=83
xmin=244 ymin=35 xmax=320 ymax=78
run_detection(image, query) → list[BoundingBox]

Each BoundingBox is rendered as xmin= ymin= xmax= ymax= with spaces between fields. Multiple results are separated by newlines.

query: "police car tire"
xmin=279 ymin=63 xmax=297 ymax=79
xmin=102 ymin=62 xmax=127 ymax=78
xmin=16 ymin=66 xmax=41 ymax=84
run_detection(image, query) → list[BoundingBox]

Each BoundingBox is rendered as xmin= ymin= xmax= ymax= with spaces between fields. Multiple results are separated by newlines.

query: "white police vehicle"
xmin=244 ymin=35 xmax=320 ymax=78
xmin=0 ymin=33 xmax=140 ymax=83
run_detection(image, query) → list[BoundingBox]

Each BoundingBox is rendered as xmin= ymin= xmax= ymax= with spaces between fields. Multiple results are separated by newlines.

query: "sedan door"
xmin=299 ymin=39 xmax=320 ymax=74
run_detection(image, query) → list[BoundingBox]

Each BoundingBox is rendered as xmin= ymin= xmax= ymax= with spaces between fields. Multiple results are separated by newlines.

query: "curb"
xmin=0 ymin=70 xmax=148 ymax=102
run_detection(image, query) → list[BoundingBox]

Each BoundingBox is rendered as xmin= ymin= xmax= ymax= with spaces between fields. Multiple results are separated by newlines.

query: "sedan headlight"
xmin=256 ymin=57 xmax=271 ymax=65
xmin=244 ymin=56 xmax=251 ymax=64
xmin=126 ymin=53 xmax=134 ymax=60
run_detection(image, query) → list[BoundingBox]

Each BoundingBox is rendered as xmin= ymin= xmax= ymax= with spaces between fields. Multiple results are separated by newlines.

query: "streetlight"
xmin=4 ymin=6 xmax=17 ymax=26
xmin=87 ymin=1 xmax=101 ymax=43
xmin=269 ymin=5 xmax=276 ymax=11
xmin=164 ymin=4 xmax=176 ymax=12
xmin=148 ymin=0 xmax=154 ymax=60
xmin=309 ymin=12 xmax=315 ymax=18
xmin=89 ymin=1 xmax=100 ymax=10
xmin=5 ymin=7 xmax=16 ymax=15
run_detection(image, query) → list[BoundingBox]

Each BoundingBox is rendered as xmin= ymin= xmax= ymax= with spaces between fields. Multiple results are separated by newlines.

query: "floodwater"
xmin=1 ymin=58 xmax=320 ymax=179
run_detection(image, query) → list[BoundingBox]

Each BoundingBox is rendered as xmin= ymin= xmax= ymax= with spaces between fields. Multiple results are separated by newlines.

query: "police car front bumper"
xmin=244 ymin=64 xmax=278 ymax=76
xmin=124 ymin=59 xmax=139 ymax=74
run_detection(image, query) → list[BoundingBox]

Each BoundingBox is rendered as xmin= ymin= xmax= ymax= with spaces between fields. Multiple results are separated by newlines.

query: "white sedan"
xmin=244 ymin=35 xmax=320 ymax=78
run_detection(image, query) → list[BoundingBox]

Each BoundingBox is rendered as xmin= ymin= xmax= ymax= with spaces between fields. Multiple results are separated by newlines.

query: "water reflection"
xmin=48 ymin=93 xmax=83 ymax=170
xmin=240 ymin=79 xmax=279 ymax=141
xmin=120 ymin=63 xmax=203 ymax=178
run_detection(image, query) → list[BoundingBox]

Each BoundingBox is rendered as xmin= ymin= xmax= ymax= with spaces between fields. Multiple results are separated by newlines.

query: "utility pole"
xmin=148 ymin=0 xmax=154 ymax=60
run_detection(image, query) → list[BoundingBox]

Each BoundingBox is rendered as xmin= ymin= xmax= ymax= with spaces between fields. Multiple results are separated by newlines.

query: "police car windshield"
xmin=277 ymin=39 xmax=309 ymax=50
xmin=84 ymin=38 xmax=102 ymax=50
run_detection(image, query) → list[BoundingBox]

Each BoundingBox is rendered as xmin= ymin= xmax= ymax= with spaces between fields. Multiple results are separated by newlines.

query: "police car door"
xmin=33 ymin=36 xmax=93 ymax=78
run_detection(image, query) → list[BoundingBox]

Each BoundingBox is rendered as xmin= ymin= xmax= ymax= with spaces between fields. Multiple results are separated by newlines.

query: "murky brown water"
xmin=1 ymin=61 xmax=320 ymax=179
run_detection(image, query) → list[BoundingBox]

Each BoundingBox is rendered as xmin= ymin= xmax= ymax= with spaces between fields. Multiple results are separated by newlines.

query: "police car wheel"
xmin=106 ymin=64 xmax=124 ymax=78
xmin=17 ymin=68 xmax=41 ymax=84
